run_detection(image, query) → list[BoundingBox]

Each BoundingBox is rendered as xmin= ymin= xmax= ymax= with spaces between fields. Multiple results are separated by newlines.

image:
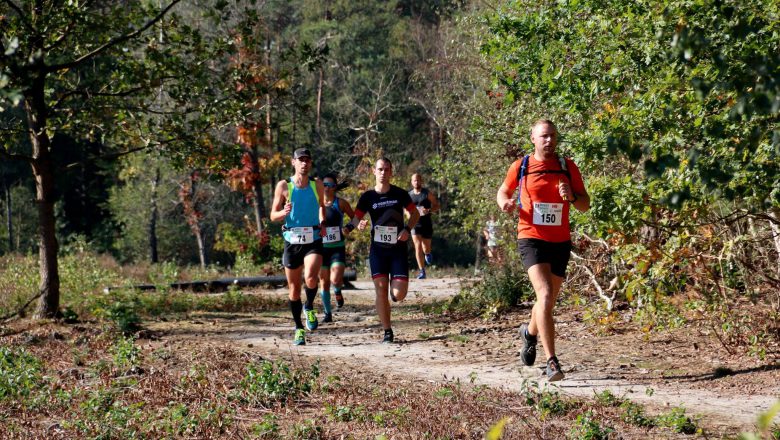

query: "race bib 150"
xmin=374 ymin=225 xmax=398 ymax=244
xmin=532 ymin=202 xmax=563 ymax=226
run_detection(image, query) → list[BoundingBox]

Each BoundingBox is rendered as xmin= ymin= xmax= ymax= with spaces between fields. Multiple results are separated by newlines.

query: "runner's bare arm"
xmin=270 ymin=180 xmax=291 ymax=222
xmin=315 ymin=179 xmax=327 ymax=226
xmin=496 ymin=183 xmax=517 ymax=213
xmin=340 ymin=198 xmax=355 ymax=220
xmin=428 ymin=191 xmax=440 ymax=213
xmin=400 ymin=203 xmax=420 ymax=241
xmin=342 ymin=210 xmax=364 ymax=237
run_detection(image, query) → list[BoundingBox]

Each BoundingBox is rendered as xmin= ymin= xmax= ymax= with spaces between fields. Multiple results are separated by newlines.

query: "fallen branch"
xmin=571 ymin=251 xmax=615 ymax=311
xmin=0 ymin=290 xmax=44 ymax=323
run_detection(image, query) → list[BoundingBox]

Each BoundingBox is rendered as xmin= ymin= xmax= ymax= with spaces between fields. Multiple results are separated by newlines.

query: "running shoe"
xmin=335 ymin=293 xmax=344 ymax=309
xmin=519 ymin=324 xmax=537 ymax=366
xmin=304 ymin=308 xmax=318 ymax=331
xmin=416 ymin=269 xmax=426 ymax=279
xmin=382 ymin=329 xmax=394 ymax=344
xmin=323 ymin=313 xmax=333 ymax=323
xmin=424 ymin=253 xmax=433 ymax=265
xmin=293 ymin=328 xmax=306 ymax=346
xmin=546 ymin=356 xmax=565 ymax=382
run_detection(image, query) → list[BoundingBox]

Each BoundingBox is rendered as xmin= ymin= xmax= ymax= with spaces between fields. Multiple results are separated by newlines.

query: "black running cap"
xmin=293 ymin=148 xmax=311 ymax=159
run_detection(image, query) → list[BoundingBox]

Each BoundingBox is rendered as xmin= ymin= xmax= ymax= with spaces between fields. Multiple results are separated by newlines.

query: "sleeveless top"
xmin=409 ymin=187 xmax=432 ymax=228
xmin=323 ymin=197 xmax=345 ymax=248
xmin=283 ymin=177 xmax=321 ymax=243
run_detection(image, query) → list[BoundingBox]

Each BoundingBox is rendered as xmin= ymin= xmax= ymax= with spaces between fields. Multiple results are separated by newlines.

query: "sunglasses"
xmin=323 ymin=182 xmax=336 ymax=188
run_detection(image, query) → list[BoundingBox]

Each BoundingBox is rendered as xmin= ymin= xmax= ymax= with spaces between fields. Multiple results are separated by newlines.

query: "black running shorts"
xmin=282 ymin=239 xmax=323 ymax=269
xmin=321 ymin=245 xmax=346 ymax=268
xmin=411 ymin=217 xmax=433 ymax=239
xmin=369 ymin=245 xmax=409 ymax=280
xmin=517 ymin=238 xmax=572 ymax=277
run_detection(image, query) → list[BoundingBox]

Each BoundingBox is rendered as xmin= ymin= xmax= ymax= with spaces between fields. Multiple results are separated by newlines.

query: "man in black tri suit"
xmin=343 ymin=158 xmax=420 ymax=343
xmin=409 ymin=173 xmax=439 ymax=279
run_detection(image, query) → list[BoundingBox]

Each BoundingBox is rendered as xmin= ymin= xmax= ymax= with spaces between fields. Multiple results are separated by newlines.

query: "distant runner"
xmin=343 ymin=157 xmax=420 ymax=343
xmin=270 ymin=148 xmax=326 ymax=346
xmin=496 ymin=120 xmax=590 ymax=381
xmin=319 ymin=173 xmax=355 ymax=322
xmin=408 ymin=173 xmax=439 ymax=279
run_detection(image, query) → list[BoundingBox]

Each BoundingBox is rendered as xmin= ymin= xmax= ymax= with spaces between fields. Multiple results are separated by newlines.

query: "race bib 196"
xmin=322 ymin=226 xmax=341 ymax=244
xmin=288 ymin=227 xmax=314 ymax=244
xmin=374 ymin=225 xmax=398 ymax=244
xmin=532 ymin=202 xmax=563 ymax=226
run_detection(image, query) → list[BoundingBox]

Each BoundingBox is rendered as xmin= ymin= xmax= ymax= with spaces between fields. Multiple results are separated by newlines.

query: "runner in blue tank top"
xmin=270 ymin=148 xmax=326 ymax=346
xmin=318 ymin=173 xmax=355 ymax=322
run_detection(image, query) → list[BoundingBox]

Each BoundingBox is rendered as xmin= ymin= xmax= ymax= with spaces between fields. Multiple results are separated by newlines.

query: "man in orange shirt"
xmin=496 ymin=119 xmax=590 ymax=381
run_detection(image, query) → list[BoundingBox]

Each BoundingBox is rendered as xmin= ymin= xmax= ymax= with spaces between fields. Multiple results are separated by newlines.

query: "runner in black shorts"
xmin=496 ymin=120 xmax=590 ymax=381
xmin=409 ymin=174 xmax=439 ymax=279
xmin=343 ymin=157 xmax=419 ymax=343
xmin=270 ymin=148 xmax=326 ymax=346
xmin=319 ymin=173 xmax=355 ymax=322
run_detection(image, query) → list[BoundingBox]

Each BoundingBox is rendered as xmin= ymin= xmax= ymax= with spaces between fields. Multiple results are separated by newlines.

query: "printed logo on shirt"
xmin=372 ymin=200 xmax=398 ymax=210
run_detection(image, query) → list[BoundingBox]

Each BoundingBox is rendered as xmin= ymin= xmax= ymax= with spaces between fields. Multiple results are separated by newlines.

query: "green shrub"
xmin=620 ymin=401 xmax=656 ymax=428
xmin=237 ymin=360 xmax=320 ymax=407
xmin=449 ymin=262 xmax=531 ymax=317
xmin=111 ymin=336 xmax=141 ymax=371
xmin=0 ymin=346 xmax=44 ymax=401
xmin=656 ymin=407 xmax=698 ymax=434
xmin=568 ymin=411 xmax=614 ymax=440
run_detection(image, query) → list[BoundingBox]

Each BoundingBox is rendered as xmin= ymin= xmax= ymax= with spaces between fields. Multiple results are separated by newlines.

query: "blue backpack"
xmin=517 ymin=155 xmax=570 ymax=208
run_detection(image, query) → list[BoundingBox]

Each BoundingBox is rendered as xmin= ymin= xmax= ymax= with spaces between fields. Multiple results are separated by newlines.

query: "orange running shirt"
xmin=502 ymin=156 xmax=586 ymax=242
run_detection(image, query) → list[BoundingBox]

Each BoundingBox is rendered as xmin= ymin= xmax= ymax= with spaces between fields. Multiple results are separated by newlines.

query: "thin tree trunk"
xmin=5 ymin=184 xmax=13 ymax=252
xmin=26 ymin=77 xmax=60 ymax=318
xmin=474 ymin=229 xmax=482 ymax=274
xmin=316 ymin=67 xmax=323 ymax=145
xmin=770 ymin=208 xmax=780 ymax=276
xmin=149 ymin=167 xmax=160 ymax=263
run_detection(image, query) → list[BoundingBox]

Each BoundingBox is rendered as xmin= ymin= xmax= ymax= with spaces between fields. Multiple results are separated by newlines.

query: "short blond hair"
xmin=530 ymin=119 xmax=557 ymax=135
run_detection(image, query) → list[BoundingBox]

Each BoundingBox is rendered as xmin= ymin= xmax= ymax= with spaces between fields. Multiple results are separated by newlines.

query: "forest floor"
xmin=146 ymin=276 xmax=780 ymax=438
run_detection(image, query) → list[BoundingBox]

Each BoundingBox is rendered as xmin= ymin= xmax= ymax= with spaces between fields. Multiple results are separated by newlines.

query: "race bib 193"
xmin=374 ymin=225 xmax=398 ymax=244
xmin=288 ymin=227 xmax=314 ymax=244
xmin=323 ymin=226 xmax=342 ymax=244
xmin=532 ymin=202 xmax=563 ymax=226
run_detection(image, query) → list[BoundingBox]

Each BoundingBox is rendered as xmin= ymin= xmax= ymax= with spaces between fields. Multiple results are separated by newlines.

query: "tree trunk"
xmin=5 ymin=183 xmax=12 ymax=252
xmin=315 ymin=67 xmax=323 ymax=145
xmin=473 ymin=229 xmax=482 ymax=275
xmin=195 ymin=228 xmax=207 ymax=269
xmin=25 ymin=78 xmax=60 ymax=318
xmin=770 ymin=208 xmax=780 ymax=276
xmin=149 ymin=167 xmax=160 ymax=263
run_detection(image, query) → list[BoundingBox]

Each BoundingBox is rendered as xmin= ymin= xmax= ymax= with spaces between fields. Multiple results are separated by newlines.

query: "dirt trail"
xmin=153 ymin=277 xmax=780 ymax=433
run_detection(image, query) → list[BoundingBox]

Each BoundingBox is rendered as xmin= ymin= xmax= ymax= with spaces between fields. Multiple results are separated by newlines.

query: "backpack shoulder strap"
xmin=516 ymin=155 xmax=530 ymax=208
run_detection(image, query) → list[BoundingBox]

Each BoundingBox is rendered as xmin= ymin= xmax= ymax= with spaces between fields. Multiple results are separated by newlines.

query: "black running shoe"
xmin=335 ymin=293 xmax=344 ymax=309
xmin=322 ymin=313 xmax=333 ymax=323
xmin=382 ymin=329 xmax=394 ymax=344
xmin=546 ymin=356 xmax=565 ymax=382
xmin=519 ymin=324 xmax=537 ymax=366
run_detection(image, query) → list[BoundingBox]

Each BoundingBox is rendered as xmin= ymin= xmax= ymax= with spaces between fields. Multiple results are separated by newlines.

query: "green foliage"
xmin=0 ymin=347 xmax=44 ymax=401
xmin=111 ymin=336 xmax=141 ymax=371
xmin=656 ymin=407 xmax=699 ymax=434
xmin=289 ymin=418 xmax=323 ymax=440
xmin=237 ymin=360 xmax=320 ymax=408
xmin=449 ymin=262 xmax=531 ymax=318
xmin=620 ymin=401 xmax=656 ymax=428
xmin=594 ymin=389 xmax=623 ymax=407
xmin=521 ymin=381 xmax=575 ymax=418
xmin=251 ymin=414 xmax=281 ymax=439
xmin=568 ymin=411 xmax=614 ymax=440
xmin=325 ymin=403 xmax=367 ymax=422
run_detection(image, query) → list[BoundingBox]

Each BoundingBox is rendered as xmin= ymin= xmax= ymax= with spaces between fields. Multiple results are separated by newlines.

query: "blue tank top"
xmin=283 ymin=177 xmax=321 ymax=242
